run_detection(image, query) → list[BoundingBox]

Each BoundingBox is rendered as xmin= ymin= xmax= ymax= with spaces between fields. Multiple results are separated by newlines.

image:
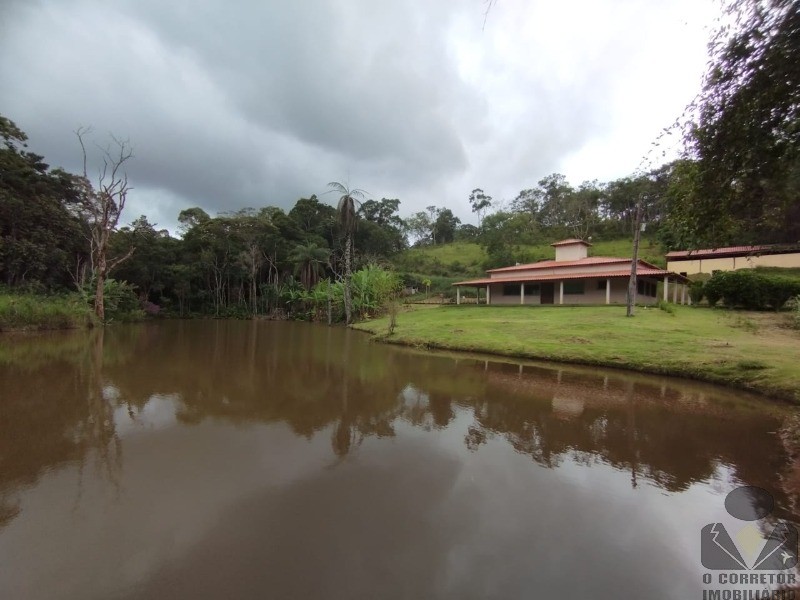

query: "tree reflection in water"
xmin=0 ymin=320 xmax=796 ymax=529
xmin=0 ymin=327 xmax=136 ymax=527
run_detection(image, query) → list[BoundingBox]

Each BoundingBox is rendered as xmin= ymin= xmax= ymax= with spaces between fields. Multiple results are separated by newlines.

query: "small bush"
xmin=99 ymin=279 xmax=144 ymax=322
xmin=688 ymin=281 xmax=705 ymax=304
xmin=142 ymin=301 xmax=161 ymax=316
xmin=704 ymin=270 xmax=800 ymax=311
xmin=0 ymin=292 xmax=93 ymax=331
xmin=704 ymin=277 xmax=722 ymax=307
xmin=656 ymin=300 xmax=676 ymax=315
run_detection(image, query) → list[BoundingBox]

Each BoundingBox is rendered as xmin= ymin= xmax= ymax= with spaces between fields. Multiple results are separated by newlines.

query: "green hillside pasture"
xmin=395 ymin=237 xmax=666 ymax=278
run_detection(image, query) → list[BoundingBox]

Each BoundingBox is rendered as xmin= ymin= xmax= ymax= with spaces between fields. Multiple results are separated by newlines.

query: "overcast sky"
xmin=0 ymin=0 xmax=718 ymax=232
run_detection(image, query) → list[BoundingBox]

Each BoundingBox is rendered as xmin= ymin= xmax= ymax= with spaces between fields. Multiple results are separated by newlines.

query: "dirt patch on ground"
xmin=746 ymin=311 xmax=798 ymax=332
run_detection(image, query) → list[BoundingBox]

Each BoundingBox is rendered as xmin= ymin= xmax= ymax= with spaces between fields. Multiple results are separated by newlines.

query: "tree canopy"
xmin=684 ymin=0 xmax=800 ymax=246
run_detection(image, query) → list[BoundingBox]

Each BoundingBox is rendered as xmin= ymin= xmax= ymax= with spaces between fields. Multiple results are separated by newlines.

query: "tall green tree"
xmin=110 ymin=216 xmax=176 ymax=302
xmin=535 ymin=174 xmax=574 ymax=230
xmin=0 ymin=115 xmax=87 ymax=288
xmin=356 ymin=198 xmax=406 ymax=256
xmin=468 ymin=188 xmax=493 ymax=227
xmin=177 ymin=207 xmax=210 ymax=234
xmin=288 ymin=195 xmax=337 ymax=245
xmin=328 ymin=181 xmax=367 ymax=325
xmin=432 ymin=208 xmax=461 ymax=244
xmin=686 ymin=0 xmax=800 ymax=245
xmin=406 ymin=211 xmax=432 ymax=245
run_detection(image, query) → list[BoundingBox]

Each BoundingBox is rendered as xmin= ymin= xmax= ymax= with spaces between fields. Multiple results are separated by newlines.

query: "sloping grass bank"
xmin=354 ymin=305 xmax=800 ymax=402
xmin=0 ymin=293 xmax=95 ymax=332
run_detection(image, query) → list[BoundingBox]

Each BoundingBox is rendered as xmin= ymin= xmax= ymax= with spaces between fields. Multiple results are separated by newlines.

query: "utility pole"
xmin=626 ymin=196 xmax=644 ymax=317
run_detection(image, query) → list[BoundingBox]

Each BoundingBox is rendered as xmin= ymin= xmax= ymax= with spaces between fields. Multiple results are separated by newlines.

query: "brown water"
xmin=0 ymin=320 xmax=798 ymax=599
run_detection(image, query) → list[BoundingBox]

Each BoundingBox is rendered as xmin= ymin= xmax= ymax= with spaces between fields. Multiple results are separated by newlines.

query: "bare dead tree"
xmin=75 ymin=128 xmax=136 ymax=321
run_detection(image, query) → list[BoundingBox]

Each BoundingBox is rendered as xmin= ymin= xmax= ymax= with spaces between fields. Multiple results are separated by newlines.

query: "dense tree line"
xmin=0 ymin=115 xmax=408 ymax=320
xmin=5 ymin=111 xmax=690 ymax=319
xmin=431 ymin=162 xmax=692 ymax=268
xmin=0 ymin=108 xmax=775 ymax=317
xmin=106 ymin=196 xmax=407 ymax=319
xmin=0 ymin=116 xmax=87 ymax=289
xmin=5 ymin=0 xmax=800 ymax=324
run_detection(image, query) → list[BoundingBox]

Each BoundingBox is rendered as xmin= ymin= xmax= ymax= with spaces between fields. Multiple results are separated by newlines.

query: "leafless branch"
xmin=107 ymin=245 xmax=135 ymax=273
xmin=75 ymin=126 xmax=92 ymax=178
xmin=73 ymin=128 xmax=135 ymax=321
xmin=482 ymin=0 xmax=498 ymax=30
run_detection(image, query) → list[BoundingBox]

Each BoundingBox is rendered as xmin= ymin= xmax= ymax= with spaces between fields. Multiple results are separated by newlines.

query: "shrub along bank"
xmin=694 ymin=270 xmax=800 ymax=310
xmin=286 ymin=265 xmax=401 ymax=322
xmin=0 ymin=292 xmax=95 ymax=332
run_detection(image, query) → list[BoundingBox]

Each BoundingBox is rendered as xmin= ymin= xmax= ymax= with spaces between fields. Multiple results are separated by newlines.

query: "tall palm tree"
xmin=327 ymin=181 xmax=367 ymax=324
xmin=288 ymin=242 xmax=329 ymax=289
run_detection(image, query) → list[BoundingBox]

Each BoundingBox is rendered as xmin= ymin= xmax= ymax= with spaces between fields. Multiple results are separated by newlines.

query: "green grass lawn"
xmin=354 ymin=304 xmax=800 ymax=402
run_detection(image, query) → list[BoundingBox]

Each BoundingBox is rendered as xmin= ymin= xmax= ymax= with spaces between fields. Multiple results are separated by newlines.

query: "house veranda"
xmin=453 ymin=239 xmax=690 ymax=306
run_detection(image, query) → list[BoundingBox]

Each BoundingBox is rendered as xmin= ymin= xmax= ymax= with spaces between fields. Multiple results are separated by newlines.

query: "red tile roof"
xmin=454 ymin=268 xmax=687 ymax=286
xmin=550 ymin=238 xmax=592 ymax=247
xmin=488 ymin=257 xmax=628 ymax=273
xmin=665 ymin=245 xmax=774 ymax=259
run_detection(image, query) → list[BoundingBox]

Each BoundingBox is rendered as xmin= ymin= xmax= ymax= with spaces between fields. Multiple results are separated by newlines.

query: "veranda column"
xmin=680 ymin=285 xmax=686 ymax=305
xmin=520 ymin=283 xmax=525 ymax=305
xmin=672 ymin=280 xmax=678 ymax=303
xmin=559 ymin=281 xmax=564 ymax=305
xmin=457 ymin=287 xmax=461 ymax=305
xmin=663 ymin=276 xmax=669 ymax=302
xmin=606 ymin=278 xmax=611 ymax=305
xmin=486 ymin=284 xmax=491 ymax=305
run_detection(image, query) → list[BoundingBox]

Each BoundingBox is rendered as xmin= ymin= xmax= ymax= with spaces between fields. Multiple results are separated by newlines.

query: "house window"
xmin=637 ymin=280 xmax=656 ymax=296
xmin=563 ymin=281 xmax=585 ymax=295
xmin=597 ymin=280 xmax=606 ymax=290
xmin=525 ymin=284 xmax=540 ymax=296
xmin=503 ymin=284 xmax=521 ymax=296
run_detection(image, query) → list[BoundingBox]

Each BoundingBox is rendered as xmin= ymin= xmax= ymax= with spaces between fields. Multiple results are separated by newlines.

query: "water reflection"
xmin=0 ymin=328 xmax=125 ymax=528
xmin=0 ymin=321 xmax=796 ymax=599
xmin=0 ymin=321 xmax=794 ymax=514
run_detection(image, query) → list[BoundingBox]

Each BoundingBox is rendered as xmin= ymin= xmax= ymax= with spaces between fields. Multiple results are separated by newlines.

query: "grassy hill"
xmin=393 ymin=237 xmax=666 ymax=282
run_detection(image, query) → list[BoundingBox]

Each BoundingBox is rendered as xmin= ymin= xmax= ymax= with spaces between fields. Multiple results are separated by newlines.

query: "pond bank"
xmin=353 ymin=304 xmax=800 ymax=403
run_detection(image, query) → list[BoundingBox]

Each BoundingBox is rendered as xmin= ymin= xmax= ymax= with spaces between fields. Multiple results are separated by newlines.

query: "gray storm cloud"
xmin=0 ymin=0 xmax=714 ymax=230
